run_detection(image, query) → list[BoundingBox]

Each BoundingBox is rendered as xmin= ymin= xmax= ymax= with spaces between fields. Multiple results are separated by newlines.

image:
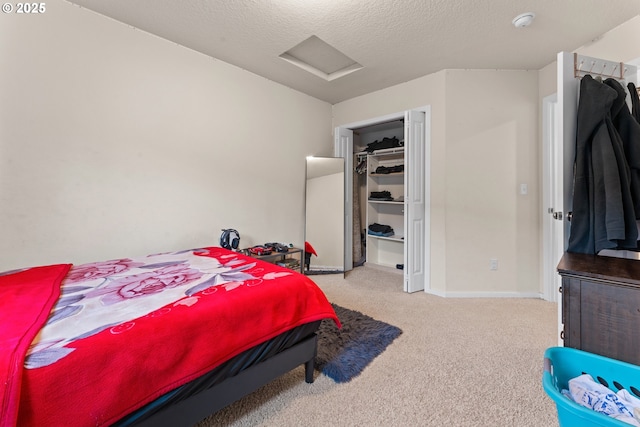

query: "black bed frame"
xmin=134 ymin=334 xmax=318 ymax=427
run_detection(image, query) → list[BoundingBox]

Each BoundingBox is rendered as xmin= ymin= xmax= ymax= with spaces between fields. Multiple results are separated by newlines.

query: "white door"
xmin=542 ymin=92 xmax=567 ymax=346
xmin=555 ymin=51 xmax=580 ymax=346
xmin=404 ymin=109 xmax=427 ymax=292
xmin=557 ymin=52 xmax=579 ymax=251
xmin=542 ymin=94 xmax=562 ymax=304
xmin=335 ymin=127 xmax=353 ymax=272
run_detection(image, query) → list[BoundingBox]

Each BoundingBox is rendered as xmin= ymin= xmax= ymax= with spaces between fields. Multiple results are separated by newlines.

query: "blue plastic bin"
xmin=543 ymin=347 xmax=640 ymax=427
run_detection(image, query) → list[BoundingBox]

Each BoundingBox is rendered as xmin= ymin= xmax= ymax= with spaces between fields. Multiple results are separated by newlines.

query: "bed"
xmin=1 ymin=246 xmax=339 ymax=427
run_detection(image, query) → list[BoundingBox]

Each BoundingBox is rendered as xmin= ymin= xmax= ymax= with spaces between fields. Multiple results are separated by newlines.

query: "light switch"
xmin=520 ymin=183 xmax=528 ymax=195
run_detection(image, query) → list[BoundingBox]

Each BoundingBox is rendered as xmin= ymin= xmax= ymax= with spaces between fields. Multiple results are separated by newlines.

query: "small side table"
xmin=241 ymin=247 xmax=304 ymax=274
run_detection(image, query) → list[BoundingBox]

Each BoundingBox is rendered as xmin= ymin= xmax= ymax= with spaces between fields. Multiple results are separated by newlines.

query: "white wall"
xmin=536 ymin=15 xmax=640 ymax=105
xmin=333 ymin=70 xmax=540 ymax=297
xmin=575 ymin=15 xmax=640 ymax=64
xmin=444 ymin=70 xmax=538 ymax=296
xmin=0 ymin=0 xmax=332 ymax=271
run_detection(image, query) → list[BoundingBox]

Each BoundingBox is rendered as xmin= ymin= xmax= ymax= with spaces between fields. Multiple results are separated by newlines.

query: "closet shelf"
xmin=368 ymin=234 xmax=404 ymax=243
xmin=356 ymin=147 xmax=404 ymax=159
xmin=368 ymin=200 xmax=404 ymax=205
xmin=360 ymin=122 xmax=408 ymax=273
xmin=368 ymin=147 xmax=404 ymax=156
xmin=369 ymin=172 xmax=404 ymax=177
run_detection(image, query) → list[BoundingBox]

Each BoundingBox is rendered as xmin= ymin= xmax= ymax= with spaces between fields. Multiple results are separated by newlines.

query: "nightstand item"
xmin=242 ymin=247 xmax=304 ymax=274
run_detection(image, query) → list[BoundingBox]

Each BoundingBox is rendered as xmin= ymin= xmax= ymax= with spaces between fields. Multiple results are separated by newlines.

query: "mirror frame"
xmin=304 ymin=156 xmax=345 ymax=275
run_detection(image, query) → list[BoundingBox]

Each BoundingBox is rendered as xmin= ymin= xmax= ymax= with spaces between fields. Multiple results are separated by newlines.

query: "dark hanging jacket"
xmin=605 ymin=78 xmax=640 ymax=218
xmin=628 ymin=82 xmax=640 ymax=124
xmin=567 ymin=75 xmax=638 ymax=254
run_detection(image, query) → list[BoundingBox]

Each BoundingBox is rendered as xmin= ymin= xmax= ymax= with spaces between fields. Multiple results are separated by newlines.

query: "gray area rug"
xmin=315 ymin=303 xmax=402 ymax=383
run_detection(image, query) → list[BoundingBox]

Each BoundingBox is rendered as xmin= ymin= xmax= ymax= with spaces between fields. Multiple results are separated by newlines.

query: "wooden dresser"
xmin=558 ymin=252 xmax=640 ymax=365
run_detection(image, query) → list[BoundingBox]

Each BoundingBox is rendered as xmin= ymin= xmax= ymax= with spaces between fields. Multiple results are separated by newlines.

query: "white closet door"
xmin=335 ymin=127 xmax=353 ymax=272
xmin=404 ymin=110 xmax=426 ymax=292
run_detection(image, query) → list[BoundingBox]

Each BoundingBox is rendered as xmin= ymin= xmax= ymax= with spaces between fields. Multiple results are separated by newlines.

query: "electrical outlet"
xmin=490 ymin=258 xmax=498 ymax=271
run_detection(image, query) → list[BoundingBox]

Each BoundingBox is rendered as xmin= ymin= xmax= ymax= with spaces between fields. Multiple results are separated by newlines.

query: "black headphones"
xmin=220 ymin=229 xmax=240 ymax=250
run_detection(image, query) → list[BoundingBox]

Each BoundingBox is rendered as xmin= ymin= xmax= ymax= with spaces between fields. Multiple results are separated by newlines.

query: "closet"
xmin=358 ymin=123 xmax=405 ymax=269
xmin=335 ymin=108 xmax=429 ymax=293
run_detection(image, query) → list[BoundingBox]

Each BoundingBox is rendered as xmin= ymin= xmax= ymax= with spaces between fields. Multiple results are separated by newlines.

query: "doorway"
xmin=334 ymin=107 xmax=431 ymax=293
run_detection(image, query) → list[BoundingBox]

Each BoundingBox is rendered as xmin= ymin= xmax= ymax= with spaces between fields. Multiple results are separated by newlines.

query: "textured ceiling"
xmin=68 ymin=0 xmax=640 ymax=104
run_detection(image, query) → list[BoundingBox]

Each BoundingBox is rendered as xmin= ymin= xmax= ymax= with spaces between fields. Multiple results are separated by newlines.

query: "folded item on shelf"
xmin=368 ymin=230 xmax=394 ymax=237
xmin=375 ymin=164 xmax=404 ymax=174
xmin=369 ymin=223 xmax=393 ymax=233
xmin=365 ymin=136 xmax=401 ymax=152
xmin=369 ymin=190 xmax=393 ymax=201
xmin=368 ymin=223 xmax=394 ymax=237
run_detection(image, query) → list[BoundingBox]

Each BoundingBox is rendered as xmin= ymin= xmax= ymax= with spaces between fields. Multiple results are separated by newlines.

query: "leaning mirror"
xmin=305 ymin=157 xmax=344 ymax=275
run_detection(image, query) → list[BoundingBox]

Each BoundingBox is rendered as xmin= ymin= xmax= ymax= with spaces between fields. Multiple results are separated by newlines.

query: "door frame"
xmin=541 ymin=93 xmax=560 ymax=304
xmin=335 ymin=106 xmax=431 ymax=293
xmin=334 ymin=127 xmax=354 ymax=272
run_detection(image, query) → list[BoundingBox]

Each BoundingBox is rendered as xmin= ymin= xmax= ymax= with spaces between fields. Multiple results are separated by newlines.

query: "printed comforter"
xmin=0 ymin=247 xmax=338 ymax=427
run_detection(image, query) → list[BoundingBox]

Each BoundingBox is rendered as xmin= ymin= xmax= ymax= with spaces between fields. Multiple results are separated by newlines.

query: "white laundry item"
xmin=611 ymin=414 xmax=640 ymax=426
xmin=568 ymin=374 xmax=637 ymax=422
xmin=618 ymin=389 xmax=640 ymax=422
xmin=618 ymin=389 xmax=640 ymax=408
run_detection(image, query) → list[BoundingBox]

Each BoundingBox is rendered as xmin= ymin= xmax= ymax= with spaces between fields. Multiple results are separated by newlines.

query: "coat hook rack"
xmin=574 ymin=53 xmax=626 ymax=80
xmin=611 ymin=64 xmax=619 ymax=77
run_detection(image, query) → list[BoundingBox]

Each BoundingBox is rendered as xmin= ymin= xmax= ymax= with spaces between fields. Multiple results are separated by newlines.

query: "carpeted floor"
xmin=196 ymin=265 xmax=560 ymax=427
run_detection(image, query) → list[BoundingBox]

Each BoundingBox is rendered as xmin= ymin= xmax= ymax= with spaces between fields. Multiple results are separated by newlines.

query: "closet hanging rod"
xmin=574 ymin=52 xmax=628 ymax=80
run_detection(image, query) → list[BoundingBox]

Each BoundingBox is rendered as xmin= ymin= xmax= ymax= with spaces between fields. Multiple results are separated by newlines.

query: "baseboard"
xmin=310 ymin=265 xmax=343 ymax=271
xmin=435 ymin=291 xmax=544 ymax=299
xmin=424 ymin=288 xmax=446 ymax=298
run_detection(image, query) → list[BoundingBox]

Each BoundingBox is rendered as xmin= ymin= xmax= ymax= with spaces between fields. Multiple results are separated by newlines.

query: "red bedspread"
xmin=0 ymin=264 xmax=71 ymax=427
xmin=2 ymin=247 xmax=338 ymax=427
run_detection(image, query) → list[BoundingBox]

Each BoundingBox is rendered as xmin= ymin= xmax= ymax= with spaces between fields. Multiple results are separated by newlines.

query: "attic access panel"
xmin=279 ymin=35 xmax=363 ymax=81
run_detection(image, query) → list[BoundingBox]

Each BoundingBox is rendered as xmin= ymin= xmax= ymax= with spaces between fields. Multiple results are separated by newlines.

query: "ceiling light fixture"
xmin=512 ymin=12 xmax=535 ymax=28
